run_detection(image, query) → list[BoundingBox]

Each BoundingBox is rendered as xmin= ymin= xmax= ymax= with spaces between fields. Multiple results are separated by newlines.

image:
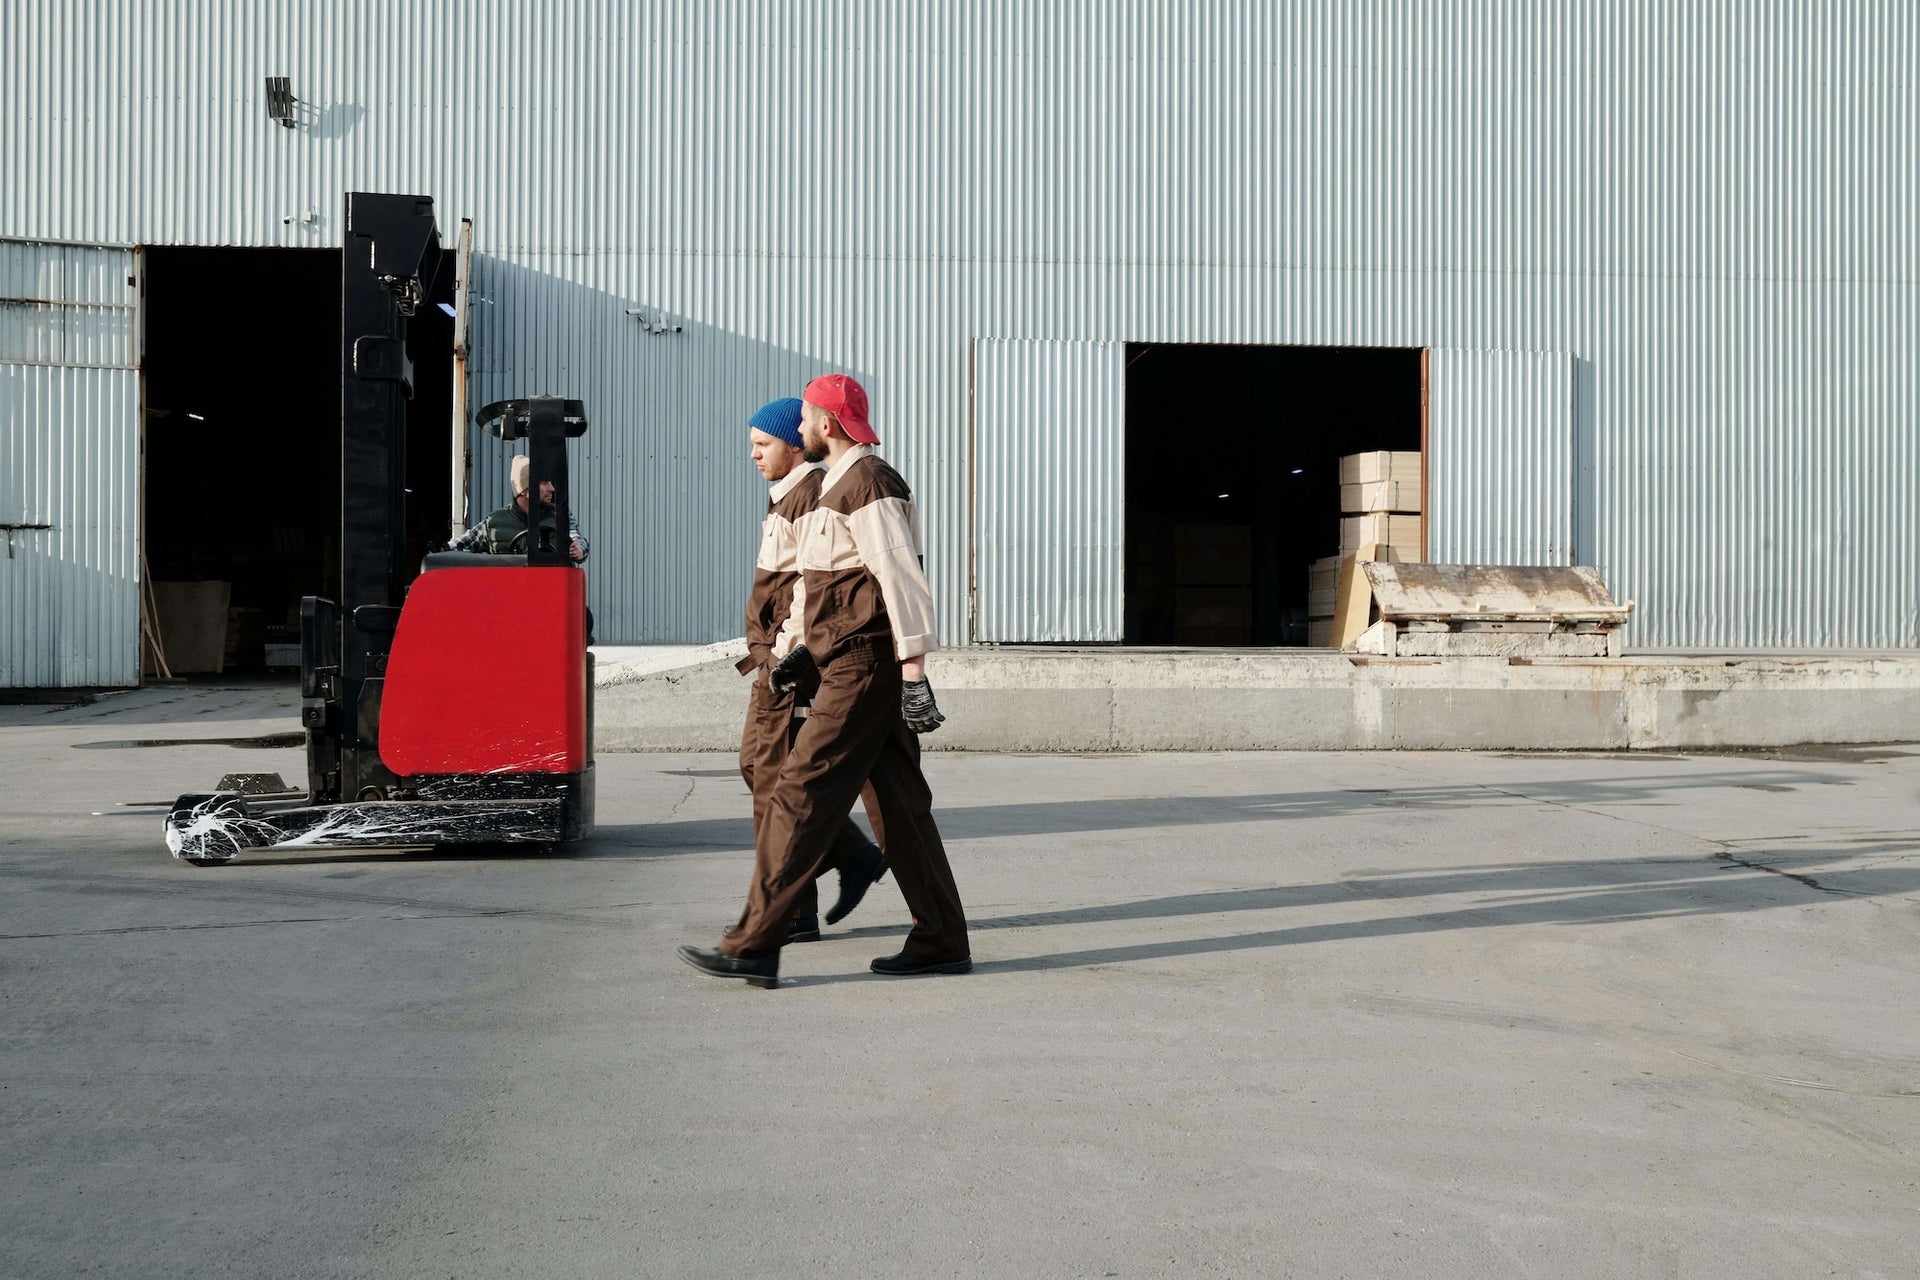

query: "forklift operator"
xmin=448 ymin=455 xmax=589 ymax=562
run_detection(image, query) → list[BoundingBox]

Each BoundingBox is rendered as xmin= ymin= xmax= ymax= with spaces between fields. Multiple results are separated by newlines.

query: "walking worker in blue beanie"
xmin=720 ymin=396 xmax=889 ymax=950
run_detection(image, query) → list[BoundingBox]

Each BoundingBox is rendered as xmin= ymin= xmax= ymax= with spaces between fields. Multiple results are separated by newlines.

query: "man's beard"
xmin=801 ymin=438 xmax=829 ymax=463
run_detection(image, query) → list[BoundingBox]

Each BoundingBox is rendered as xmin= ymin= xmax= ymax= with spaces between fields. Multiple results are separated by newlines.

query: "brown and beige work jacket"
xmin=737 ymin=462 xmax=826 ymax=675
xmin=776 ymin=445 xmax=938 ymax=665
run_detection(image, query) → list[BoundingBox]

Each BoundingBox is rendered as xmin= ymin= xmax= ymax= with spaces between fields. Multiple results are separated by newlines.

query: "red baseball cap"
xmin=803 ymin=373 xmax=878 ymax=444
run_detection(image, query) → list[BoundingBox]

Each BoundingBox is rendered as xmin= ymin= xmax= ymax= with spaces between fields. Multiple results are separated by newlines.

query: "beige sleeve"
xmin=847 ymin=496 xmax=939 ymax=659
xmin=771 ymin=574 xmax=806 ymax=660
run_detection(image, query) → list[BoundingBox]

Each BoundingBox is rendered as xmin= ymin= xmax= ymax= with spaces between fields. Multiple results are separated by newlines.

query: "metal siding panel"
xmin=0 ymin=240 xmax=138 ymax=368
xmin=2 ymin=2 xmax=1915 ymax=647
xmin=0 ymin=363 xmax=141 ymax=687
xmin=973 ymin=339 xmax=1123 ymax=642
xmin=1429 ymin=349 xmax=1574 ymax=566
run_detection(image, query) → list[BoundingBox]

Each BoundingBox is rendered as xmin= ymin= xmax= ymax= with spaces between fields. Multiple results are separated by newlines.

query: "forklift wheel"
xmin=165 ymin=794 xmax=257 ymax=866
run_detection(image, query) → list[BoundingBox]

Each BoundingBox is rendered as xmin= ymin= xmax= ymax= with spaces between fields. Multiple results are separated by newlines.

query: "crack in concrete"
xmin=1710 ymin=851 xmax=1846 ymax=895
xmin=662 ymin=771 xmax=698 ymax=822
xmin=0 ymin=902 xmax=644 ymax=942
xmin=1 ymin=915 xmax=350 ymax=939
xmin=1369 ymin=757 xmax=1880 ymax=901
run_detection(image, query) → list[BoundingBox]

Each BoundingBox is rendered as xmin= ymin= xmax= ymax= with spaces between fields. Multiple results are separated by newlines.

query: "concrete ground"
xmin=3 ymin=681 xmax=1918 ymax=1278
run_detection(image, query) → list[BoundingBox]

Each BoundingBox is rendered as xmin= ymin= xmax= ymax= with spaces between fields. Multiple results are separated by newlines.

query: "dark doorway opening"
xmin=1123 ymin=344 xmax=1423 ymax=646
xmin=142 ymin=246 xmax=455 ymax=672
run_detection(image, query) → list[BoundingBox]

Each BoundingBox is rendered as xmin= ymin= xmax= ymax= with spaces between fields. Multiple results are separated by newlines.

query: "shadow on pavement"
xmin=585 ymin=764 xmax=1870 ymax=859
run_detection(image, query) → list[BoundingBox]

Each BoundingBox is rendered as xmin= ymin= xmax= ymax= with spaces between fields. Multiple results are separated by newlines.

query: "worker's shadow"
xmin=775 ymin=846 xmax=1920 ymax=985
xmin=596 ymin=765 xmax=1920 ymax=981
xmin=585 ymin=762 xmax=1884 ymax=860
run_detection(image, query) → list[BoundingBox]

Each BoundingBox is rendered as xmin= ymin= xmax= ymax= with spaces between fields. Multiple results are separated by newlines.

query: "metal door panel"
xmin=0 ymin=240 xmax=139 ymax=687
xmin=972 ymin=339 xmax=1124 ymax=642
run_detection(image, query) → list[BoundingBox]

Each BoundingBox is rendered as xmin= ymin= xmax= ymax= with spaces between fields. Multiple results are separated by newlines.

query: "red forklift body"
xmin=380 ymin=567 xmax=588 ymax=776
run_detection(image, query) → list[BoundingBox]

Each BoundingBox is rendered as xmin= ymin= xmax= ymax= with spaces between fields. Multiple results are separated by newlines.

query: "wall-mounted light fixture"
xmin=266 ymin=76 xmax=297 ymax=128
xmin=624 ymin=308 xmax=683 ymax=336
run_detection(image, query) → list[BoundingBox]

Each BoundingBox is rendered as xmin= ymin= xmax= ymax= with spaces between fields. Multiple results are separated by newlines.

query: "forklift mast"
xmin=306 ymin=193 xmax=443 ymax=805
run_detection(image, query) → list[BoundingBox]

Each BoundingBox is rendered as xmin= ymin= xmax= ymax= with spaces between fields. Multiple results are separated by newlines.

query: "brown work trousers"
xmin=724 ymin=637 xmax=968 ymax=960
xmin=732 ymin=667 xmax=881 ymax=925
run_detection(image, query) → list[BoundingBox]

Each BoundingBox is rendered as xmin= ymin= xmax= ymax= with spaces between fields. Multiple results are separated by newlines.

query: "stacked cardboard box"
xmin=1337 ymin=451 xmax=1423 ymax=558
xmin=1304 ymin=452 xmax=1424 ymax=647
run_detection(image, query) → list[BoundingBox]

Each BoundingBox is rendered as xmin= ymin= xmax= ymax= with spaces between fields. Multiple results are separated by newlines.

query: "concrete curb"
xmin=593 ymin=645 xmax=1920 ymax=752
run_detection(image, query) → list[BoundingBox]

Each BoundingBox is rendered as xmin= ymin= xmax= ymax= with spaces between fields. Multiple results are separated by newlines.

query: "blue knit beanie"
xmin=747 ymin=397 xmax=804 ymax=448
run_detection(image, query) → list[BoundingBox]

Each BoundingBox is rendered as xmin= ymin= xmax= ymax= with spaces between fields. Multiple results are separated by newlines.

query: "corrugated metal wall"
xmin=1428 ymin=349 xmax=1575 ymax=566
xmin=1 ymin=239 xmax=141 ymax=686
xmin=973 ymin=340 xmax=1124 ymax=642
xmin=5 ymin=1 xmax=1916 ymax=648
xmin=0 ymin=239 xmax=137 ymax=368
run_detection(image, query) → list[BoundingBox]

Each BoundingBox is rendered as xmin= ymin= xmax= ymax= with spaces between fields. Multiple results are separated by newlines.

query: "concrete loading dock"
xmin=593 ymin=645 xmax=1920 ymax=754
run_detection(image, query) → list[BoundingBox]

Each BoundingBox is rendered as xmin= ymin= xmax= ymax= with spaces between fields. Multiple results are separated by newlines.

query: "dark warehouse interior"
xmin=141 ymin=246 xmax=455 ymax=671
xmin=1123 ymin=343 xmax=1424 ymax=647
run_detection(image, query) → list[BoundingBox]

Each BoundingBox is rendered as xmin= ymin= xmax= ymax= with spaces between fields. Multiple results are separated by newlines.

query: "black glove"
xmin=769 ymin=645 xmax=817 ymax=696
xmin=901 ymin=677 xmax=945 ymax=733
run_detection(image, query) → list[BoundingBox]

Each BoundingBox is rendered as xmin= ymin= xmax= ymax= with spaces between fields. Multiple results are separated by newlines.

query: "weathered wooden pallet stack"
xmin=1352 ymin=563 xmax=1635 ymax=657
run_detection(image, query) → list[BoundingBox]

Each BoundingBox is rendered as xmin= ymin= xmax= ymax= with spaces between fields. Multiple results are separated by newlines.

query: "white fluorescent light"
xmin=436 ymin=302 xmax=457 ymax=318
xmin=186 ymin=412 xmax=206 ymax=421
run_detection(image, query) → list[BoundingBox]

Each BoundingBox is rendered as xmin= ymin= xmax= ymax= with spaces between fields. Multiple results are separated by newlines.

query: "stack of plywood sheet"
xmin=1172 ymin=523 xmax=1253 ymax=645
xmin=148 ymin=580 xmax=232 ymax=675
xmin=1338 ymin=451 xmax=1423 ymax=559
xmin=1305 ymin=554 xmax=1342 ymax=647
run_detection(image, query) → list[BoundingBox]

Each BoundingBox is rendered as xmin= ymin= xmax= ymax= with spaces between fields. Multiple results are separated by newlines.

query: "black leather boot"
xmin=824 ymin=842 xmax=888 ymax=925
xmin=677 ymin=944 xmax=779 ymax=989
xmin=869 ymin=951 xmax=971 ymax=977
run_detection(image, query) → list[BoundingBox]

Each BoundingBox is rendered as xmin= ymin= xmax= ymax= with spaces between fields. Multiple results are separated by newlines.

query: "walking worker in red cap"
xmin=680 ymin=373 xmax=970 ymax=987
xmin=728 ymin=396 xmax=890 ymax=945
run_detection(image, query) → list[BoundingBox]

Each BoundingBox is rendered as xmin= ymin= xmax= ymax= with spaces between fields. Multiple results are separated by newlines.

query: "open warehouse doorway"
xmin=141 ymin=246 xmax=454 ymax=673
xmin=1123 ymin=344 xmax=1424 ymax=646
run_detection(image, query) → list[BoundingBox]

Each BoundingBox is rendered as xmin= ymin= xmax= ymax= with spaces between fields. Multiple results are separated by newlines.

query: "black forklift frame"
xmin=164 ymin=194 xmax=594 ymax=865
